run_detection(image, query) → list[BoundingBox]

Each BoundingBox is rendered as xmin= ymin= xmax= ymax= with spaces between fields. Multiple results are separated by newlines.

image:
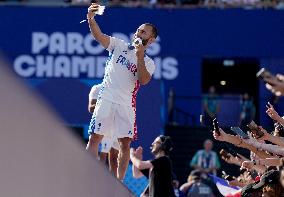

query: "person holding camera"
xmin=130 ymin=135 xmax=175 ymax=197
xmin=86 ymin=3 xmax=158 ymax=180
xmin=266 ymin=102 xmax=284 ymax=127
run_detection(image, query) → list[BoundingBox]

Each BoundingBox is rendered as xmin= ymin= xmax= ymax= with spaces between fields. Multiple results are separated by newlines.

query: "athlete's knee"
xmin=120 ymin=144 xmax=130 ymax=153
xmin=88 ymin=135 xmax=96 ymax=145
xmin=89 ymin=134 xmax=103 ymax=145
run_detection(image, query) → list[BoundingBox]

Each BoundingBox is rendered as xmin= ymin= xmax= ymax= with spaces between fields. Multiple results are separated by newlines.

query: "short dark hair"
xmin=144 ymin=23 xmax=158 ymax=39
xmin=159 ymin=135 xmax=173 ymax=155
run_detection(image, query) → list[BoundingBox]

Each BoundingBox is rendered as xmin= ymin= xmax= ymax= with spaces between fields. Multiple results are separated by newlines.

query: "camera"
xmin=220 ymin=149 xmax=230 ymax=160
xmin=231 ymin=127 xmax=249 ymax=139
xmin=213 ymin=118 xmax=220 ymax=135
xmin=256 ymin=68 xmax=273 ymax=79
xmin=133 ymin=38 xmax=142 ymax=46
xmin=95 ymin=5 xmax=105 ymax=15
xmin=247 ymin=120 xmax=264 ymax=138
xmin=256 ymin=68 xmax=279 ymax=85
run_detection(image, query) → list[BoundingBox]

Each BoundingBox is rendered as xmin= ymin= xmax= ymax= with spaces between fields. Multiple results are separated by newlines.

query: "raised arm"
xmin=264 ymin=74 xmax=284 ymax=96
xmin=266 ymin=103 xmax=284 ymax=127
xmin=130 ymin=147 xmax=152 ymax=178
xmin=238 ymin=139 xmax=271 ymax=159
xmin=259 ymin=127 xmax=284 ymax=147
xmin=213 ymin=128 xmax=271 ymax=159
xmin=245 ymin=158 xmax=283 ymax=167
xmin=135 ymin=44 xmax=151 ymax=85
xmin=87 ymin=3 xmax=110 ymax=49
xmin=243 ymin=136 xmax=284 ymax=156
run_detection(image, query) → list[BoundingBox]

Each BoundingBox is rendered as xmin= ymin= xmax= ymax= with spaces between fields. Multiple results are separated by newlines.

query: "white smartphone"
xmin=95 ymin=6 xmax=105 ymax=15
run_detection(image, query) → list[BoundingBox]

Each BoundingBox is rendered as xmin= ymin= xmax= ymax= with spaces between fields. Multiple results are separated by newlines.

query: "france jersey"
xmin=88 ymin=37 xmax=156 ymax=139
xmin=100 ymin=36 xmax=156 ymax=107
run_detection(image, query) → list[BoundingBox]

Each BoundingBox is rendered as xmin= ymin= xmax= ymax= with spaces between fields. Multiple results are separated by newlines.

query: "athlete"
xmin=87 ymin=3 xmax=158 ymax=180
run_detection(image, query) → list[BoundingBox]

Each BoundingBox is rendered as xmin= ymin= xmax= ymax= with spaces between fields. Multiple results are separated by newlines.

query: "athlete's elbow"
xmin=95 ymin=34 xmax=109 ymax=49
xmin=136 ymin=163 xmax=145 ymax=170
xmin=88 ymin=105 xmax=95 ymax=113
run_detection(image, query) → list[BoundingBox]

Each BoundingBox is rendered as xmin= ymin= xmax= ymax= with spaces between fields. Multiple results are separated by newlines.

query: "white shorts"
xmin=88 ymin=99 xmax=136 ymax=139
xmin=100 ymin=137 xmax=119 ymax=153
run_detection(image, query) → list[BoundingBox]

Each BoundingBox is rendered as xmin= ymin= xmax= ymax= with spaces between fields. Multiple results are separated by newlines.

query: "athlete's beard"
xmin=141 ymin=38 xmax=149 ymax=46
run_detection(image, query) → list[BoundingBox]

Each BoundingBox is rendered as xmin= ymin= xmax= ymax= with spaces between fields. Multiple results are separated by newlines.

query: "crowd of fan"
xmin=169 ymin=72 xmax=284 ymax=197
xmin=209 ymin=72 xmax=284 ymax=196
xmin=71 ymin=0 xmax=284 ymax=9
xmin=1 ymin=0 xmax=284 ymax=9
xmin=211 ymin=112 xmax=284 ymax=196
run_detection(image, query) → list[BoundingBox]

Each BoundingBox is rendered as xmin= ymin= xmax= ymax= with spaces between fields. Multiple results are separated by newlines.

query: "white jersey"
xmin=100 ymin=37 xmax=156 ymax=107
xmin=89 ymin=84 xmax=103 ymax=100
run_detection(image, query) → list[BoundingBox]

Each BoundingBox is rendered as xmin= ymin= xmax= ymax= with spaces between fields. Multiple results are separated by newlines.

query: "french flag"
xmin=209 ymin=175 xmax=242 ymax=197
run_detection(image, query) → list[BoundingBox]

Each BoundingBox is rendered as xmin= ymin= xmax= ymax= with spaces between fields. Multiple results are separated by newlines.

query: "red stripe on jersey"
xmin=131 ymin=80 xmax=140 ymax=140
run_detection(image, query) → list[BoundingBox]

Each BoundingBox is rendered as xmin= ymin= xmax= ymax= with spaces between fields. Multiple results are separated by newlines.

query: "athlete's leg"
xmin=99 ymin=137 xmax=112 ymax=164
xmin=86 ymin=133 xmax=104 ymax=159
xmin=109 ymin=147 xmax=119 ymax=177
xmin=117 ymin=137 xmax=132 ymax=180
xmin=99 ymin=152 xmax=108 ymax=163
xmin=87 ymin=99 xmax=114 ymax=159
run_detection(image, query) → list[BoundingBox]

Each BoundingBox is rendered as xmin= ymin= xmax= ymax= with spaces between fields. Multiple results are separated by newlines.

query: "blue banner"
xmin=1 ymin=6 xmax=284 ymax=145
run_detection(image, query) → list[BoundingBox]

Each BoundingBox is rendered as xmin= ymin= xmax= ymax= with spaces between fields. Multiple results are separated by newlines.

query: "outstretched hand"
xmin=213 ymin=128 xmax=227 ymax=141
xmin=242 ymin=133 xmax=258 ymax=146
xmin=130 ymin=146 xmax=143 ymax=160
xmin=221 ymin=153 xmax=237 ymax=164
xmin=87 ymin=3 xmax=100 ymax=19
xmin=266 ymin=102 xmax=281 ymax=121
xmin=135 ymin=146 xmax=143 ymax=160
xmin=253 ymin=126 xmax=269 ymax=141
xmin=264 ymin=74 xmax=284 ymax=96
xmin=241 ymin=161 xmax=254 ymax=170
